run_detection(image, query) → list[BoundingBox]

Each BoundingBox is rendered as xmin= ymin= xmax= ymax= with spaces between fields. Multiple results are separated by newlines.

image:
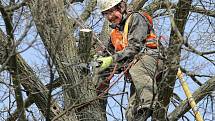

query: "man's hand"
xmin=97 ymin=56 xmax=113 ymax=71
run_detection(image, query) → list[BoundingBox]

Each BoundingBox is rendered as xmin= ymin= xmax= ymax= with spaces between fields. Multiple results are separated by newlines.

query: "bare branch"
xmin=191 ymin=6 xmax=215 ymax=18
xmin=143 ymin=1 xmax=215 ymax=18
xmin=0 ymin=29 xmax=63 ymax=120
xmin=70 ymin=0 xmax=97 ymax=32
xmin=28 ymin=0 xmax=106 ymax=120
xmin=129 ymin=0 xmax=148 ymax=11
xmin=183 ymin=44 xmax=215 ymax=66
xmin=5 ymin=1 xmax=27 ymax=12
xmin=152 ymin=0 xmax=192 ymax=120
xmin=168 ymin=76 xmax=215 ymax=121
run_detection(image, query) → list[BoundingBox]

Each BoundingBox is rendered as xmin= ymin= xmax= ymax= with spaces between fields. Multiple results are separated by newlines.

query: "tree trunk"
xmin=28 ymin=0 xmax=105 ymax=120
xmin=152 ymin=0 xmax=192 ymax=120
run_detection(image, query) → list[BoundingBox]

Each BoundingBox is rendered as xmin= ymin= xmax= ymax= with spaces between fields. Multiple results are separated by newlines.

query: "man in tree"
xmin=97 ymin=0 xmax=164 ymax=120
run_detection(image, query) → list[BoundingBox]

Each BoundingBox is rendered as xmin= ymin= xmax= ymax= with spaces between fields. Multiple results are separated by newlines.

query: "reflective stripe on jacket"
xmin=110 ymin=12 xmax=158 ymax=52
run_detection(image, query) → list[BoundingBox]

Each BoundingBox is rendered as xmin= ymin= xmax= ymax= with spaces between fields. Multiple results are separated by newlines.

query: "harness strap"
xmin=122 ymin=14 xmax=132 ymax=49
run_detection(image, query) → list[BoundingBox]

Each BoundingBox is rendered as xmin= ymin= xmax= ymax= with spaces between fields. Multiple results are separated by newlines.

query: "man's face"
xmin=102 ymin=7 xmax=122 ymax=25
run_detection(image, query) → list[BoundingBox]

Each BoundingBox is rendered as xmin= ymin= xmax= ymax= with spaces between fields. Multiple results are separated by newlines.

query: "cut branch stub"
xmin=78 ymin=29 xmax=92 ymax=63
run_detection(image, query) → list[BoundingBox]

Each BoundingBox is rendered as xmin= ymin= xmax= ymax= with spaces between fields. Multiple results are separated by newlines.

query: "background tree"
xmin=0 ymin=0 xmax=214 ymax=121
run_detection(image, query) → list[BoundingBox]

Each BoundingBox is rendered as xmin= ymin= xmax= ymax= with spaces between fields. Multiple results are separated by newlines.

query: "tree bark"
xmin=152 ymin=0 xmax=192 ymax=120
xmin=28 ymin=0 xmax=105 ymax=120
xmin=0 ymin=30 xmax=62 ymax=120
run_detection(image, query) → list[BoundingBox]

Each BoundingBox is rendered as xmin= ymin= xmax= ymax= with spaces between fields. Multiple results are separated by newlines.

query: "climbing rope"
xmin=177 ymin=68 xmax=204 ymax=121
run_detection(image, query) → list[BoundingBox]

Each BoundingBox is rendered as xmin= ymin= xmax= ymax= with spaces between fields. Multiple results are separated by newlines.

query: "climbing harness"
xmin=98 ymin=12 xmax=163 ymax=94
xmin=110 ymin=11 xmax=160 ymax=52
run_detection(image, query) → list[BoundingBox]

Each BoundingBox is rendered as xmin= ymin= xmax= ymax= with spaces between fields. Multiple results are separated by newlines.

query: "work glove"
xmin=97 ymin=56 xmax=113 ymax=71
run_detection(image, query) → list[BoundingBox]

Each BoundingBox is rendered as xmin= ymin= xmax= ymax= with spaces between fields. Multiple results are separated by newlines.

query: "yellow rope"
xmin=177 ymin=68 xmax=204 ymax=121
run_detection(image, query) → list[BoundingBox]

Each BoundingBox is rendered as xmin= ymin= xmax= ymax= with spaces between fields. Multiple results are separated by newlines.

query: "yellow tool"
xmin=177 ymin=68 xmax=204 ymax=121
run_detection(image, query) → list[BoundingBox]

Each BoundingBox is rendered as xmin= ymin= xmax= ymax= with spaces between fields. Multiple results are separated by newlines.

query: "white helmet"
xmin=97 ymin=0 xmax=122 ymax=12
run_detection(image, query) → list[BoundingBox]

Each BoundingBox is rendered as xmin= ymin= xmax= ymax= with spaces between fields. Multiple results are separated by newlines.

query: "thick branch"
xmin=0 ymin=30 xmax=62 ymax=120
xmin=7 ymin=78 xmax=63 ymax=121
xmin=10 ymin=57 xmax=27 ymax=121
xmin=191 ymin=6 xmax=215 ymax=18
xmin=5 ymin=1 xmax=26 ymax=12
xmin=152 ymin=0 xmax=192 ymax=120
xmin=0 ymin=3 xmax=26 ymax=120
xmin=168 ymin=76 xmax=215 ymax=121
xmin=144 ymin=1 xmax=215 ymax=18
xmin=7 ymin=95 xmax=34 ymax=121
xmin=70 ymin=0 xmax=97 ymax=32
xmin=0 ymin=1 xmax=13 ymax=37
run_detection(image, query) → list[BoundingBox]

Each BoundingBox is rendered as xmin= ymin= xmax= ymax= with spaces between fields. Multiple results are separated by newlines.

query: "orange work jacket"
xmin=110 ymin=12 xmax=158 ymax=51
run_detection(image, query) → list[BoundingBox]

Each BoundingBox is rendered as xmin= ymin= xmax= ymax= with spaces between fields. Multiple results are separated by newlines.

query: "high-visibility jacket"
xmin=110 ymin=12 xmax=158 ymax=52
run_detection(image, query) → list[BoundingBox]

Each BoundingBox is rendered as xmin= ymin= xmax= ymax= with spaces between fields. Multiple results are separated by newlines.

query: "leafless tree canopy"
xmin=0 ymin=0 xmax=214 ymax=121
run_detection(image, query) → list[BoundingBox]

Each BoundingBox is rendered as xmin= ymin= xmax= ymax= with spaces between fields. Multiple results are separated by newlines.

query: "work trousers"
xmin=126 ymin=52 xmax=163 ymax=120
